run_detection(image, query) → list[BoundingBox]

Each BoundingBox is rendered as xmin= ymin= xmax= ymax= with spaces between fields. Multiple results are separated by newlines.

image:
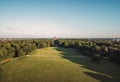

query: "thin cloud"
xmin=7 ymin=27 xmax=16 ymax=30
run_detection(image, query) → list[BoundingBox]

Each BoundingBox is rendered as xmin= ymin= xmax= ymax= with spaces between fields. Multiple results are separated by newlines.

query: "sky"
xmin=0 ymin=0 xmax=120 ymax=38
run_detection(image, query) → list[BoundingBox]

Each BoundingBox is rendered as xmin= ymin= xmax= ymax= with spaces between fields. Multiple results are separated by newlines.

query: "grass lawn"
xmin=0 ymin=47 xmax=120 ymax=82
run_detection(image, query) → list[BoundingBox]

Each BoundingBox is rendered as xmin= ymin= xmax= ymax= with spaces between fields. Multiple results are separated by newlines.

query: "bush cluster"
xmin=58 ymin=39 xmax=120 ymax=64
xmin=0 ymin=39 xmax=54 ymax=61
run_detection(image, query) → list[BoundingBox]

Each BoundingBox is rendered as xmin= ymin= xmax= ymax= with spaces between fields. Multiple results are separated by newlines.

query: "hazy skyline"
xmin=0 ymin=0 xmax=120 ymax=38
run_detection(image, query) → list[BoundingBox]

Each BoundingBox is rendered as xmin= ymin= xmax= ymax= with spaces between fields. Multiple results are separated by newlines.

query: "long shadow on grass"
xmin=55 ymin=47 xmax=120 ymax=82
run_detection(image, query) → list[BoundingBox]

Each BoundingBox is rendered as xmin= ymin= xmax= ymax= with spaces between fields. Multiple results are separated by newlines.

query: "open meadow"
xmin=0 ymin=47 xmax=120 ymax=82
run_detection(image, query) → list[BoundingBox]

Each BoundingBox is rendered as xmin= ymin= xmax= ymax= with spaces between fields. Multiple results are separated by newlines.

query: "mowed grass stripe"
xmin=0 ymin=47 xmax=120 ymax=82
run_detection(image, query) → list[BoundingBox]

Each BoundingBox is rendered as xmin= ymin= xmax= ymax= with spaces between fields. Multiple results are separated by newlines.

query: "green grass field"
xmin=0 ymin=47 xmax=120 ymax=82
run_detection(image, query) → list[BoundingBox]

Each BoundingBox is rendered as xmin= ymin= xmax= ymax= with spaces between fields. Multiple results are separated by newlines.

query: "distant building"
xmin=117 ymin=39 xmax=120 ymax=42
xmin=112 ymin=38 xmax=120 ymax=42
xmin=53 ymin=36 xmax=59 ymax=46
xmin=53 ymin=36 xmax=57 ymax=40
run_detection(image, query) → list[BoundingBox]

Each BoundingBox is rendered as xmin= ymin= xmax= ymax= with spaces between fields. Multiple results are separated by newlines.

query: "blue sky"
xmin=0 ymin=0 xmax=120 ymax=38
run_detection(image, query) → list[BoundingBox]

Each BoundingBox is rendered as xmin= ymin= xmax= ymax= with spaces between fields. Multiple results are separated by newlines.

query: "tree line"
xmin=58 ymin=39 xmax=120 ymax=64
xmin=0 ymin=39 xmax=54 ymax=62
xmin=0 ymin=39 xmax=120 ymax=64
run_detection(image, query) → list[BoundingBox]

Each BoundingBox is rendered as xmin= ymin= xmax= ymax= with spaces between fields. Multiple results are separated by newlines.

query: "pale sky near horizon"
xmin=0 ymin=0 xmax=120 ymax=38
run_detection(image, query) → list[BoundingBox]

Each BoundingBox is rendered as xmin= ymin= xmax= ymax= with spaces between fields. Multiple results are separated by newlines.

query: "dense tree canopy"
xmin=58 ymin=39 xmax=120 ymax=64
xmin=0 ymin=39 xmax=120 ymax=64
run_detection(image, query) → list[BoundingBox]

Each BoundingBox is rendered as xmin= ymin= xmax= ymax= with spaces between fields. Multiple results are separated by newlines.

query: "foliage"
xmin=58 ymin=39 xmax=120 ymax=64
xmin=92 ymin=54 xmax=101 ymax=63
xmin=0 ymin=39 xmax=120 ymax=65
xmin=0 ymin=39 xmax=53 ymax=61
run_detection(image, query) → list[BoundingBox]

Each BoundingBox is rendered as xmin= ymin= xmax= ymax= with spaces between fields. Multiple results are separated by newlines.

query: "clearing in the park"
xmin=0 ymin=47 xmax=120 ymax=82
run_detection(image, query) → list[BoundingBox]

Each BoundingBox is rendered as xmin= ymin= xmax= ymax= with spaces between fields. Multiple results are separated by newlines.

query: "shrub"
xmin=92 ymin=54 xmax=101 ymax=63
xmin=64 ymin=42 xmax=69 ymax=48
xmin=0 ymin=50 xmax=3 ymax=62
xmin=18 ymin=50 xmax=24 ymax=56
